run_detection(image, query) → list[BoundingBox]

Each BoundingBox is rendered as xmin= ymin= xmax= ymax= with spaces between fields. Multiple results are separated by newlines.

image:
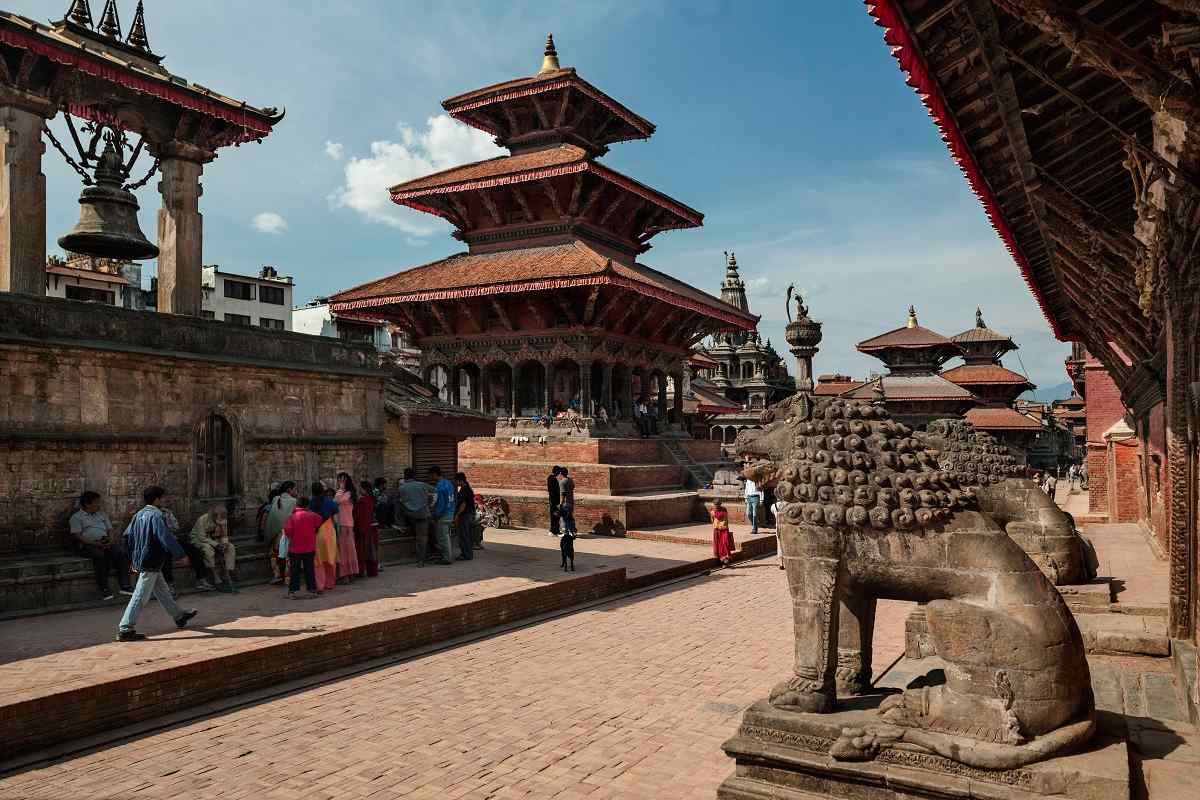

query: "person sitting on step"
xmin=191 ymin=505 xmax=237 ymax=592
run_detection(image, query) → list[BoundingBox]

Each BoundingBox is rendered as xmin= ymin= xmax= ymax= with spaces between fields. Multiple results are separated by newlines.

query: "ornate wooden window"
xmin=194 ymin=414 xmax=235 ymax=498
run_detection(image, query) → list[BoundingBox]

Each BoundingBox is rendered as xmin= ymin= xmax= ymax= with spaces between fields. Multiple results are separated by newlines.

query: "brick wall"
xmin=501 ymin=492 xmax=699 ymax=531
xmin=463 ymin=460 xmax=683 ymax=494
xmin=0 ymin=337 xmax=385 ymax=551
xmin=1138 ymin=406 xmax=1170 ymax=553
xmin=1106 ymin=440 xmax=1141 ymax=523
xmin=383 ymin=421 xmax=412 ymax=480
xmin=1084 ymin=359 xmax=1127 ymax=515
xmin=459 ymin=437 xmax=665 ymax=465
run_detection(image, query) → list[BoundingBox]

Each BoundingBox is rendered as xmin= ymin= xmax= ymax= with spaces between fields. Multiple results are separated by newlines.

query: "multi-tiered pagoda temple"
xmin=331 ymin=37 xmax=753 ymax=531
xmin=331 ymin=36 xmax=756 ymax=435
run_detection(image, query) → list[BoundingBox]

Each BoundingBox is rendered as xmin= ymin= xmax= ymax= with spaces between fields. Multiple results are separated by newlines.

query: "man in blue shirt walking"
xmin=117 ymin=486 xmax=198 ymax=641
xmin=429 ymin=466 xmax=456 ymax=566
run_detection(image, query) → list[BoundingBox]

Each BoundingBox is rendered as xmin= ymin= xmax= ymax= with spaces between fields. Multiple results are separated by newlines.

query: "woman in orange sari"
xmin=310 ymin=481 xmax=339 ymax=591
xmin=333 ymin=473 xmax=361 ymax=583
xmin=710 ymin=498 xmax=735 ymax=566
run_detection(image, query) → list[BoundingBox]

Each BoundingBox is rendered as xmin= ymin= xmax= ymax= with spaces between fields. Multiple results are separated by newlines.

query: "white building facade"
xmin=45 ymin=254 xmax=145 ymax=309
xmin=200 ymin=265 xmax=294 ymax=330
xmin=292 ymin=301 xmax=421 ymax=369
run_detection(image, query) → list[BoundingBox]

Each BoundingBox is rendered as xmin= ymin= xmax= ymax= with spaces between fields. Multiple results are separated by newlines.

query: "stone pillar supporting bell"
xmin=0 ymin=103 xmax=50 ymax=295
xmin=155 ymin=145 xmax=210 ymax=316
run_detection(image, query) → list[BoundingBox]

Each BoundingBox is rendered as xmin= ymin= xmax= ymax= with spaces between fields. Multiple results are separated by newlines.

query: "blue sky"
xmin=21 ymin=0 xmax=1071 ymax=392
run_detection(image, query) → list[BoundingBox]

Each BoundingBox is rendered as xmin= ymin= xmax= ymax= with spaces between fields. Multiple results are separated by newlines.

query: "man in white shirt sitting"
xmin=69 ymin=491 xmax=133 ymax=601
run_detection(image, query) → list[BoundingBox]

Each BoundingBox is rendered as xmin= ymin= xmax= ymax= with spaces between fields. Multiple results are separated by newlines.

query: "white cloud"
xmin=324 ymin=141 xmax=345 ymax=160
xmin=252 ymin=211 xmax=288 ymax=234
xmin=745 ymin=276 xmax=774 ymax=297
xmin=329 ymin=115 xmax=503 ymax=236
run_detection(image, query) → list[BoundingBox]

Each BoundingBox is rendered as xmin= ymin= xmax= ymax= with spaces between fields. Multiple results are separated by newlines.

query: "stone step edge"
xmin=1075 ymin=613 xmax=1171 ymax=657
xmin=461 ymin=459 xmax=684 ymax=470
xmin=0 ymin=543 xmax=771 ymax=761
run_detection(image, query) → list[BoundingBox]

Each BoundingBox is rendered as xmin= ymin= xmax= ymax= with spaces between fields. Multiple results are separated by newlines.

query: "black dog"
xmin=559 ymin=530 xmax=575 ymax=572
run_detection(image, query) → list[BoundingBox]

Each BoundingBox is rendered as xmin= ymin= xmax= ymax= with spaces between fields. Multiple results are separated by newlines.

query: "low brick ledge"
xmin=0 ymin=544 xmax=771 ymax=760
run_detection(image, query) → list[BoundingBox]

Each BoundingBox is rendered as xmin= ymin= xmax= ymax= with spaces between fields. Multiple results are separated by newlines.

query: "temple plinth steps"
xmin=478 ymin=487 xmax=704 ymax=532
xmin=461 ymin=459 xmax=685 ymax=496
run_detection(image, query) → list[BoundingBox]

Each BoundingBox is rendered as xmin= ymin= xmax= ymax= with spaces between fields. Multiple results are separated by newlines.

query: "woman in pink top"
xmin=333 ymin=472 xmax=361 ymax=582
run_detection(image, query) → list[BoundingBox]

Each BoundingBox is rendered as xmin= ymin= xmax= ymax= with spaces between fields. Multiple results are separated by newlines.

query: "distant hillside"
xmin=1020 ymin=381 xmax=1074 ymax=404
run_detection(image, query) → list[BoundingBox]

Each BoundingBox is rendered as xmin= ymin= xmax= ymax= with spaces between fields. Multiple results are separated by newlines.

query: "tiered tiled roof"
xmin=965 ymin=407 xmax=1042 ymax=431
xmin=843 ymin=375 xmax=977 ymax=402
xmin=331 ymin=241 xmax=756 ymax=330
xmin=941 ymin=364 xmax=1033 ymax=387
xmin=857 ymin=324 xmax=958 ymax=352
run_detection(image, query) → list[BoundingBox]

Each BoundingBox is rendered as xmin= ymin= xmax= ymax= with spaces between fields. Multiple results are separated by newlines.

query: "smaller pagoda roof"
xmin=685 ymin=378 xmax=741 ymax=415
xmin=689 ymin=350 xmax=720 ymax=368
xmin=385 ymin=368 xmax=496 ymax=437
xmin=814 ymin=376 xmax=865 ymax=396
xmin=843 ymin=375 xmax=976 ymax=402
xmin=389 ymin=147 xmax=703 ymax=232
xmin=951 ymin=307 xmax=1017 ymax=347
xmin=1056 ymin=393 xmax=1086 ymax=409
xmin=941 ymin=364 xmax=1034 ymax=388
xmin=443 ymin=66 xmax=654 ymax=148
xmin=329 ymin=241 xmax=757 ymax=331
xmin=965 ymin=407 xmax=1042 ymax=431
xmin=857 ymin=323 xmax=957 ymax=352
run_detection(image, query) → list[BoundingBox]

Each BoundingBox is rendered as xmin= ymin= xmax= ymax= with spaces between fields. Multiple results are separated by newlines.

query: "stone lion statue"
xmin=918 ymin=418 xmax=1095 ymax=585
xmin=735 ymin=394 xmax=1095 ymax=769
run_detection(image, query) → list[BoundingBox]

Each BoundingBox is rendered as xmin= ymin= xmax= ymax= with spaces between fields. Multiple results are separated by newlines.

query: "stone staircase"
xmin=662 ymin=438 xmax=715 ymax=488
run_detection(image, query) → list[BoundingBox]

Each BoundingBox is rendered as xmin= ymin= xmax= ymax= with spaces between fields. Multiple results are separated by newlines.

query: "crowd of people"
xmin=68 ymin=465 xmax=482 ymax=641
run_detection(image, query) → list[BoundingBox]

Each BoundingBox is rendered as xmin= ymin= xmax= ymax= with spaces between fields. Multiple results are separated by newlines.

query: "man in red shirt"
xmin=283 ymin=496 xmax=322 ymax=598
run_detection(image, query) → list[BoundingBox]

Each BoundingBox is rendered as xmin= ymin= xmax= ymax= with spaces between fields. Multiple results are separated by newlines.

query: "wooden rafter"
xmin=15 ymin=51 xmax=37 ymax=88
xmin=511 ymin=186 xmax=535 ymax=222
xmin=589 ymin=287 xmax=624 ymax=328
xmin=541 ymin=178 xmax=564 ymax=217
xmin=525 ymin=297 xmax=548 ymax=328
xmin=446 ymin=193 xmax=472 ymax=228
xmin=596 ymin=193 xmax=627 ymax=227
xmin=501 ymin=104 xmax=520 ymax=137
xmin=994 ymin=0 xmax=1200 ymax=121
xmin=1001 ymin=46 xmax=1200 ymax=192
xmin=554 ymin=293 xmax=579 ymax=326
xmin=567 ymin=173 xmax=585 ymax=215
xmin=428 ymin=304 xmax=454 ymax=335
xmin=610 ymin=294 xmax=647 ymax=334
xmin=529 ymin=94 xmax=550 ymax=128
xmin=577 ymin=182 xmax=605 ymax=219
xmin=555 ymin=88 xmax=571 ymax=127
xmin=647 ymin=308 xmax=682 ymax=341
xmin=489 ymin=298 xmax=514 ymax=331
xmin=396 ymin=306 xmax=427 ymax=338
xmin=478 ymin=191 xmax=503 ymax=227
xmin=571 ymin=99 xmax=593 ymax=129
xmin=581 ymin=287 xmax=601 ymax=325
xmin=457 ymin=301 xmax=484 ymax=333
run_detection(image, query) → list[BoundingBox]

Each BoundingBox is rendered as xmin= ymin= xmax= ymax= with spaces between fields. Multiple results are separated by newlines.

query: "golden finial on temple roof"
xmin=907 ymin=305 xmax=918 ymax=328
xmin=539 ymin=33 xmax=560 ymax=74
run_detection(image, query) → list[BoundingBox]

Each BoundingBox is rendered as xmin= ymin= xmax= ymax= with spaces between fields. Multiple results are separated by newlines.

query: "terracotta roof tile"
xmin=390 ymin=145 xmax=587 ymax=194
xmin=951 ymin=325 xmax=1014 ymax=345
xmin=942 ymin=364 xmax=1033 ymax=386
xmin=843 ymin=375 xmax=976 ymax=402
xmin=814 ymin=380 xmax=864 ymax=396
xmin=965 ymin=407 xmax=1043 ymax=431
xmin=329 ymin=242 xmax=757 ymax=329
xmin=857 ymin=324 xmax=959 ymax=351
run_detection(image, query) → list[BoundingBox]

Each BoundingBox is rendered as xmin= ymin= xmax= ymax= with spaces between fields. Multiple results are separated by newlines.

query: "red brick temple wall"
xmin=1084 ymin=357 xmax=1127 ymax=516
xmin=1135 ymin=405 xmax=1170 ymax=554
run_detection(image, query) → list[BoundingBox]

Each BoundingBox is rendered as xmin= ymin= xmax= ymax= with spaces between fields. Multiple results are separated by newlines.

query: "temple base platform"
xmin=718 ymin=697 xmax=1129 ymax=800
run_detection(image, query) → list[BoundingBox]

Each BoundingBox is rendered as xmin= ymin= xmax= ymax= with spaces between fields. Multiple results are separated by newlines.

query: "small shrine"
xmin=842 ymin=306 xmax=976 ymax=428
xmin=943 ymin=307 xmax=1041 ymax=454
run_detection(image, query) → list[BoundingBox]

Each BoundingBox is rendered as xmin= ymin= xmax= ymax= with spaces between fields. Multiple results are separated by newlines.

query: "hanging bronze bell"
xmin=58 ymin=139 xmax=159 ymax=261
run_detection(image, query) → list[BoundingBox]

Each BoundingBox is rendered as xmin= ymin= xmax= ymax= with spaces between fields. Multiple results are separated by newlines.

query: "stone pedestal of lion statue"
xmin=717 ymin=396 xmax=1128 ymax=800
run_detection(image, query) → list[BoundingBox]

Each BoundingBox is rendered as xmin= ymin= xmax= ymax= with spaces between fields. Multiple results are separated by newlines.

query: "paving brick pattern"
xmin=0 ymin=557 xmax=912 ymax=799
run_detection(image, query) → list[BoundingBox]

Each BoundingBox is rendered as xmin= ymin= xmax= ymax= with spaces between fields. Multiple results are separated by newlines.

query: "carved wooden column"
xmin=509 ymin=362 xmax=519 ymax=417
xmin=541 ymin=360 xmax=553 ymax=413
xmin=579 ymin=359 xmax=592 ymax=415
xmin=657 ymin=371 xmax=668 ymax=420
xmin=0 ymin=97 xmax=52 ymax=295
xmin=601 ymin=362 xmax=613 ymax=414
xmin=672 ymin=370 xmax=685 ymax=423
xmin=155 ymin=143 xmax=211 ymax=316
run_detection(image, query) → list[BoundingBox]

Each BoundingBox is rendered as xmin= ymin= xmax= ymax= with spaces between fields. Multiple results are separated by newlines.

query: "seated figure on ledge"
xmin=735 ymin=394 xmax=1094 ymax=769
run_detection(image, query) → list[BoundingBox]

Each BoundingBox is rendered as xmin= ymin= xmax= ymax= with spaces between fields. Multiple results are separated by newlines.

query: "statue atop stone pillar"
xmin=784 ymin=284 xmax=822 ymax=394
